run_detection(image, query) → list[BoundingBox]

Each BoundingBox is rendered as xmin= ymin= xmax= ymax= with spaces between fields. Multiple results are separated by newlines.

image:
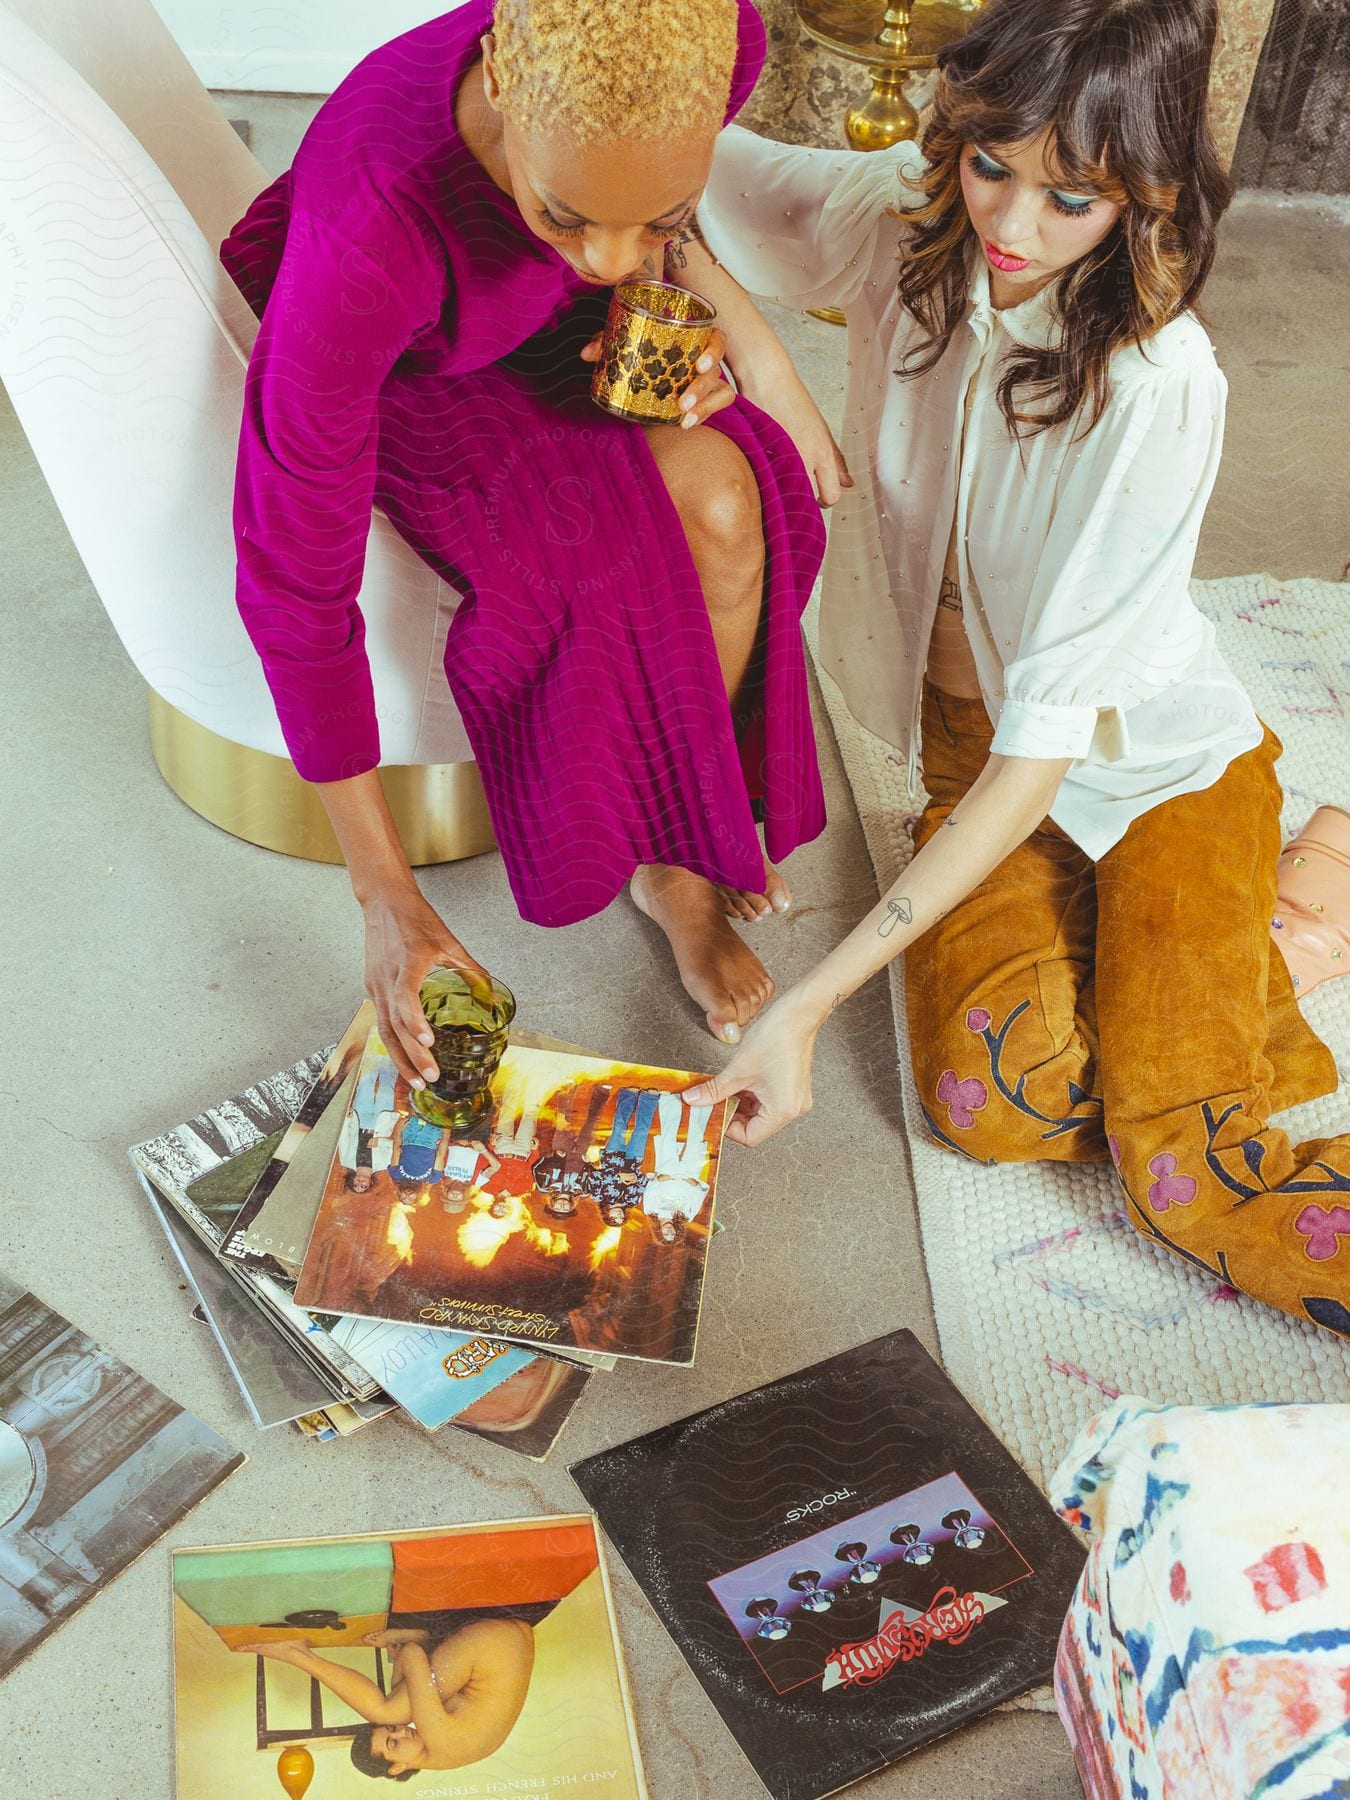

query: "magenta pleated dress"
xmin=221 ymin=0 xmax=827 ymax=927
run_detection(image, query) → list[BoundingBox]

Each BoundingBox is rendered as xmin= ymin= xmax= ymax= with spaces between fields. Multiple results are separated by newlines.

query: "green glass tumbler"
xmin=409 ymin=968 xmax=516 ymax=1133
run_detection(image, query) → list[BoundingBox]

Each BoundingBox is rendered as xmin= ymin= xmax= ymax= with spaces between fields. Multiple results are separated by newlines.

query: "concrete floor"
xmin=1 ymin=87 xmax=1346 ymax=1800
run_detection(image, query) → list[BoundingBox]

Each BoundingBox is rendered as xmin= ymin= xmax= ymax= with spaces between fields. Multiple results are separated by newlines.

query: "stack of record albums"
xmin=128 ymin=1004 xmax=732 ymax=1460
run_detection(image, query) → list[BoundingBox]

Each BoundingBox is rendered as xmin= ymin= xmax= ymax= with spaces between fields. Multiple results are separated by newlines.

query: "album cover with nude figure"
xmin=570 ymin=1330 xmax=1086 ymax=1800
xmin=170 ymin=1514 xmax=646 ymax=1798
xmin=293 ymin=1032 xmax=729 ymax=1365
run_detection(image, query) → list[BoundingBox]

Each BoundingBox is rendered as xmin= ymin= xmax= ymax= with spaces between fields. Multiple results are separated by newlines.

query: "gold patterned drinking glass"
xmin=410 ymin=968 xmax=516 ymax=1133
xmin=590 ymin=280 xmax=718 ymax=423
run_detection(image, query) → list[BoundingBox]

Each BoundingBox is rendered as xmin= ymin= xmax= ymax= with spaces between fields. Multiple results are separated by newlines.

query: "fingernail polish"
xmin=412 ymin=1077 xmax=425 ymax=1090
xmin=697 ymin=354 xmax=713 ymax=372
xmin=681 ymin=413 xmax=697 ymax=429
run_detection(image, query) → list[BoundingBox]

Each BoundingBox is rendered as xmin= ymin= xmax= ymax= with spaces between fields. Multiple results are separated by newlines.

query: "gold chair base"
xmin=147 ymin=689 xmax=497 ymax=867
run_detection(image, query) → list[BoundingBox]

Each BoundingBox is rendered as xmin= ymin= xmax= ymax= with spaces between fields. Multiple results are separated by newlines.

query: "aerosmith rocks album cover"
xmin=569 ymin=1330 xmax=1086 ymax=1799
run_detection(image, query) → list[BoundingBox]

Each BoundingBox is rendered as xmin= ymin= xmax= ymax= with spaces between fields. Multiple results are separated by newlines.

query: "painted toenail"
xmin=722 ymin=1022 xmax=741 ymax=1043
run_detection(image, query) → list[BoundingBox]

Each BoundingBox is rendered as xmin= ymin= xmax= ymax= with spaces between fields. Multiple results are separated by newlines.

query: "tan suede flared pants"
xmin=905 ymin=678 xmax=1350 ymax=1339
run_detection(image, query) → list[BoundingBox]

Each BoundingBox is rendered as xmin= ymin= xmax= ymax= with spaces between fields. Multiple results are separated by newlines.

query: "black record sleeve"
xmin=569 ymin=1328 xmax=1086 ymax=1800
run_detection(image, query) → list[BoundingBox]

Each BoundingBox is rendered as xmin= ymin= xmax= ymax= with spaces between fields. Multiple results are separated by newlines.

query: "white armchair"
xmin=0 ymin=0 xmax=492 ymax=863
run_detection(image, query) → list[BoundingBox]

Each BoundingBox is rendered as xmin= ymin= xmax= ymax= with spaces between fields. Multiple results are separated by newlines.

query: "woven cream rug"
xmin=811 ymin=574 xmax=1350 ymax=1499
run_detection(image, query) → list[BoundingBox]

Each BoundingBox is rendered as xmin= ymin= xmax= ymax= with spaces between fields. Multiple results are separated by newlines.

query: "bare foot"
xmin=716 ymin=857 xmax=792 ymax=924
xmin=631 ymin=865 xmax=776 ymax=1042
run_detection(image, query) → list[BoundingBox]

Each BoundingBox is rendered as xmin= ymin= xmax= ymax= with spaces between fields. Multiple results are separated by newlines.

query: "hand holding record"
xmin=683 ymin=991 xmax=820 ymax=1147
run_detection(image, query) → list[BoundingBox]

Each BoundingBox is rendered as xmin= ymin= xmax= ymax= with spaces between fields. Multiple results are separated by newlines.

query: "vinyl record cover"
xmin=318 ymin=1315 xmax=539 ymax=1432
xmin=0 ymin=1274 xmax=244 ymax=1680
xmin=293 ymin=1398 xmax=397 ymax=1441
xmin=294 ymin=1033 xmax=728 ymax=1365
xmin=570 ymin=1330 xmax=1086 ymax=1800
xmin=223 ymin=1004 xmax=373 ymax=1273
xmin=445 ymin=1356 xmax=592 ymax=1462
xmin=140 ymin=1172 xmax=339 ymax=1429
xmin=171 ymin=1514 xmax=646 ymax=1797
xmin=286 ymin=1362 xmax=588 ymax=1459
xmin=129 ymin=1057 xmax=382 ymax=1403
xmin=231 ymin=1022 xmax=617 ymax=1378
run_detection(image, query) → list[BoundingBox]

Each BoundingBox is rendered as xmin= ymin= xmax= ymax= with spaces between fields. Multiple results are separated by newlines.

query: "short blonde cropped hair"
xmin=490 ymin=0 xmax=740 ymax=143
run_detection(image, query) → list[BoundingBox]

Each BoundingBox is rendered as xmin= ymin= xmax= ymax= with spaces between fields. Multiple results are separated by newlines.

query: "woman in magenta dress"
xmin=222 ymin=0 xmax=841 ymax=1070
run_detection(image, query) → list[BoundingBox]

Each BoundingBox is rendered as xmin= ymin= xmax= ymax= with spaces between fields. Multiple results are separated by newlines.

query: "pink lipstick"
xmin=985 ymin=241 xmax=1029 ymax=273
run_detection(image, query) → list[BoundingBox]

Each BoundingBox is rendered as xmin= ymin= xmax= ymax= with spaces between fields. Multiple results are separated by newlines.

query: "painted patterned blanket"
xmin=1052 ymin=1398 xmax=1350 ymax=1799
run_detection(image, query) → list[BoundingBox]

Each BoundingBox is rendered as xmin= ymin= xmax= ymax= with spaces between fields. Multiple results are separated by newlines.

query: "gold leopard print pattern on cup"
xmin=590 ymin=279 xmax=717 ymax=424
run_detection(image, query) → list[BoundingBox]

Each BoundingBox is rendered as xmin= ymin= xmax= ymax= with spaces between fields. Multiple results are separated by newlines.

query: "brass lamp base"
xmin=146 ymin=688 xmax=496 ymax=867
xmin=797 ymin=0 xmax=984 ymax=325
xmin=846 ymin=65 xmax=921 ymax=152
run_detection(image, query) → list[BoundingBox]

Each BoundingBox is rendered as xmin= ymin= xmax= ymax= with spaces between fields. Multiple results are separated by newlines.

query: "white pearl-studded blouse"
xmin=698 ymin=126 xmax=1263 ymax=860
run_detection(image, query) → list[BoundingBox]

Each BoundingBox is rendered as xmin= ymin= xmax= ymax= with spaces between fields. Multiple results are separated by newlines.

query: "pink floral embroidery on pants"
xmin=936 ymin=1069 xmax=988 ymax=1131
xmin=1294 ymin=1203 xmax=1350 ymax=1262
xmin=1146 ymin=1152 xmax=1197 ymax=1212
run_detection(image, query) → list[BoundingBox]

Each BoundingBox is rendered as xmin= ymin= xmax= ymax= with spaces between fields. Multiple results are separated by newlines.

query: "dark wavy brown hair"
xmin=896 ymin=0 xmax=1234 ymax=441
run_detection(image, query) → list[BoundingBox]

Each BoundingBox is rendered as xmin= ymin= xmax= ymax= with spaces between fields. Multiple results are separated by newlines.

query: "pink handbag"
xmin=1271 ymin=805 xmax=1350 ymax=997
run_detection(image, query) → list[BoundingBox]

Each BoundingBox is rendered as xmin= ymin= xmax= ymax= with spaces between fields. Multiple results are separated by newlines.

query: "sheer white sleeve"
xmin=697 ymin=124 xmax=928 ymax=314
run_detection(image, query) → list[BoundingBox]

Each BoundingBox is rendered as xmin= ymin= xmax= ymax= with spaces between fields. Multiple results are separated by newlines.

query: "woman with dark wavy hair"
xmin=682 ymin=0 xmax=1350 ymax=1337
